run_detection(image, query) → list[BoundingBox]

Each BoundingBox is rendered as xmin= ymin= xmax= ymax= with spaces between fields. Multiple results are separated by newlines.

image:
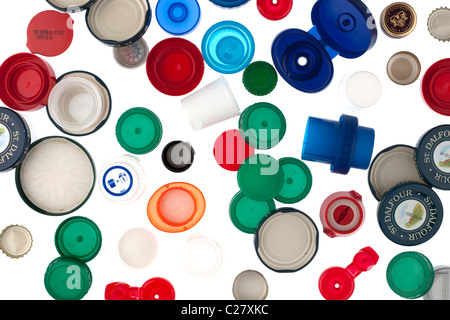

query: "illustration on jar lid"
xmin=0 ymin=225 xmax=33 ymax=259
xmin=47 ymin=71 xmax=111 ymax=136
xmin=16 ymin=136 xmax=95 ymax=216
xmin=0 ymin=107 xmax=31 ymax=173
xmin=415 ymin=125 xmax=450 ymax=189
xmin=254 ymin=208 xmax=318 ymax=272
xmin=380 ymin=2 xmax=417 ymax=38
xmin=377 ymin=183 xmax=443 ymax=246
xmin=368 ymin=144 xmax=428 ymax=201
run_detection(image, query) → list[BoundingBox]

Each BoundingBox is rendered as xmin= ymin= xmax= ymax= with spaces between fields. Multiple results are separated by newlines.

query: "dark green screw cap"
xmin=242 ymin=61 xmax=278 ymax=96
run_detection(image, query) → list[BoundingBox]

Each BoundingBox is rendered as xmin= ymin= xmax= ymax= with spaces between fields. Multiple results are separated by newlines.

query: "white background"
xmin=0 ymin=0 xmax=449 ymax=301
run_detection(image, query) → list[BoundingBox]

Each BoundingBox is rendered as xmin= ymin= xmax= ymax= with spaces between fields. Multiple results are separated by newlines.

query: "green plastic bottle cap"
xmin=55 ymin=216 xmax=102 ymax=262
xmin=239 ymin=102 xmax=286 ymax=150
xmin=44 ymin=256 xmax=92 ymax=300
xmin=229 ymin=191 xmax=276 ymax=234
xmin=242 ymin=61 xmax=278 ymax=96
xmin=386 ymin=251 xmax=434 ymax=299
xmin=237 ymin=154 xmax=285 ymax=201
xmin=116 ymin=107 xmax=163 ymax=154
xmin=275 ymin=157 xmax=312 ymax=204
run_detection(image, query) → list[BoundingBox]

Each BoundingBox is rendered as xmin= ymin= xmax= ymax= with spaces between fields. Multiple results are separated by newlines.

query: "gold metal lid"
xmin=381 ymin=2 xmax=417 ymax=38
xmin=428 ymin=7 xmax=450 ymax=42
xmin=0 ymin=225 xmax=33 ymax=259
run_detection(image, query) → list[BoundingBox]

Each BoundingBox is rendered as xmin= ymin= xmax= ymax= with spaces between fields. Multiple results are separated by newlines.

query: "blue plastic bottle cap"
xmin=209 ymin=0 xmax=250 ymax=8
xmin=272 ymin=29 xmax=334 ymax=93
xmin=377 ymin=183 xmax=443 ymax=246
xmin=301 ymin=114 xmax=375 ymax=175
xmin=311 ymin=0 xmax=377 ymax=59
xmin=156 ymin=0 xmax=201 ymax=35
xmin=202 ymin=21 xmax=255 ymax=74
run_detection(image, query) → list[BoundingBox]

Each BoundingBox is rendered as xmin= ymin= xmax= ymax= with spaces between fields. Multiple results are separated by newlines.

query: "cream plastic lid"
xmin=0 ymin=225 xmax=33 ymax=258
xmin=255 ymin=208 xmax=318 ymax=272
xmin=387 ymin=51 xmax=421 ymax=85
xmin=99 ymin=155 xmax=146 ymax=204
xmin=86 ymin=0 xmax=150 ymax=46
xmin=182 ymin=235 xmax=222 ymax=277
xmin=339 ymin=71 xmax=382 ymax=112
xmin=232 ymin=270 xmax=268 ymax=300
xmin=181 ymin=76 xmax=240 ymax=130
xmin=117 ymin=227 xmax=158 ymax=269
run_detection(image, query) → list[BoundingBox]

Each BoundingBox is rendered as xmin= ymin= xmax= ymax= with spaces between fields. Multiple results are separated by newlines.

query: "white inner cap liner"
xmin=86 ymin=0 xmax=148 ymax=42
xmin=326 ymin=198 xmax=361 ymax=233
xmin=1 ymin=226 xmax=32 ymax=257
xmin=387 ymin=52 xmax=421 ymax=85
xmin=118 ymin=227 xmax=158 ymax=269
xmin=369 ymin=145 xmax=426 ymax=200
xmin=181 ymin=76 xmax=240 ymax=130
xmin=99 ymin=155 xmax=146 ymax=204
xmin=47 ymin=0 xmax=92 ymax=8
xmin=428 ymin=8 xmax=450 ymax=41
xmin=48 ymin=75 xmax=106 ymax=135
xmin=257 ymin=210 xmax=317 ymax=271
xmin=182 ymin=236 xmax=222 ymax=277
xmin=232 ymin=270 xmax=268 ymax=300
xmin=19 ymin=137 xmax=94 ymax=214
xmin=339 ymin=71 xmax=382 ymax=112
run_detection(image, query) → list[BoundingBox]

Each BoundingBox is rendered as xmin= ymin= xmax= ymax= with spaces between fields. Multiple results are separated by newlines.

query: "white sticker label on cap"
xmin=102 ymin=165 xmax=133 ymax=197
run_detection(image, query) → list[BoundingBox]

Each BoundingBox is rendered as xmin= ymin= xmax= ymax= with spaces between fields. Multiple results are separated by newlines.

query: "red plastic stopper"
xmin=257 ymin=0 xmax=293 ymax=21
xmin=318 ymin=247 xmax=379 ymax=300
xmin=213 ymin=129 xmax=255 ymax=171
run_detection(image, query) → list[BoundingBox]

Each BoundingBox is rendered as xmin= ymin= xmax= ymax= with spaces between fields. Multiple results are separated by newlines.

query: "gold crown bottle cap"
xmin=428 ymin=7 xmax=450 ymax=42
xmin=381 ymin=2 xmax=417 ymax=38
xmin=0 ymin=225 xmax=33 ymax=258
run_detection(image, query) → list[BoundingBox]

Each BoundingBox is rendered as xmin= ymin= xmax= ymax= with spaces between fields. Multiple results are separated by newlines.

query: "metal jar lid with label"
xmin=380 ymin=2 xmax=417 ymax=38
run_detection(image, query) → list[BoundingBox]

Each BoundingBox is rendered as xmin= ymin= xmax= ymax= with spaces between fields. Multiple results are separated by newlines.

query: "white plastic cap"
xmin=182 ymin=235 xmax=222 ymax=277
xmin=118 ymin=227 xmax=158 ymax=269
xmin=181 ymin=76 xmax=240 ymax=130
xmin=339 ymin=71 xmax=382 ymax=112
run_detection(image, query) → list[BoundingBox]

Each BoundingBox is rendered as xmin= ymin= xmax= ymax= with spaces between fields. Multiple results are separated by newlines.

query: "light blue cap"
xmin=156 ymin=0 xmax=201 ymax=35
xmin=202 ymin=20 xmax=255 ymax=74
xmin=209 ymin=0 xmax=250 ymax=8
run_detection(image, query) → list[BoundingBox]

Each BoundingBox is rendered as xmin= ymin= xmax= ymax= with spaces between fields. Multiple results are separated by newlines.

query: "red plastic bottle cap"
xmin=422 ymin=58 xmax=450 ymax=116
xmin=0 ymin=53 xmax=56 ymax=112
xmin=319 ymin=190 xmax=365 ymax=238
xmin=105 ymin=277 xmax=175 ymax=300
xmin=146 ymin=38 xmax=204 ymax=96
xmin=147 ymin=182 xmax=206 ymax=233
xmin=213 ymin=129 xmax=255 ymax=171
xmin=319 ymin=247 xmax=379 ymax=300
xmin=27 ymin=10 xmax=74 ymax=57
xmin=257 ymin=0 xmax=293 ymax=21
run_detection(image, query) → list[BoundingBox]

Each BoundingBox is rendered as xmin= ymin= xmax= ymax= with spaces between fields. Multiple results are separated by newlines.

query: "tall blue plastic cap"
xmin=209 ymin=0 xmax=250 ymax=8
xmin=156 ymin=0 xmax=201 ymax=35
xmin=301 ymin=114 xmax=375 ymax=175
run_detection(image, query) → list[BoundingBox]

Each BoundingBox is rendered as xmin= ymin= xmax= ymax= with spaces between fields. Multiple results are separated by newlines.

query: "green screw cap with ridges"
xmin=229 ymin=191 xmax=276 ymax=233
xmin=275 ymin=157 xmax=312 ymax=204
xmin=55 ymin=216 xmax=102 ymax=262
xmin=242 ymin=61 xmax=278 ymax=96
xmin=237 ymin=154 xmax=285 ymax=201
xmin=239 ymin=102 xmax=286 ymax=150
xmin=44 ymin=256 xmax=92 ymax=300
xmin=116 ymin=107 xmax=163 ymax=154
xmin=386 ymin=251 xmax=434 ymax=299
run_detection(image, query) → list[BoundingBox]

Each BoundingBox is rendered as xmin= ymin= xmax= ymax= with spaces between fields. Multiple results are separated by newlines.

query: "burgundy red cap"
xmin=257 ymin=0 xmax=293 ymax=21
xmin=0 ymin=53 xmax=56 ymax=111
xmin=27 ymin=10 xmax=74 ymax=57
xmin=422 ymin=58 xmax=450 ymax=116
xmin=146 ymin=37 xmax=204 ymax=96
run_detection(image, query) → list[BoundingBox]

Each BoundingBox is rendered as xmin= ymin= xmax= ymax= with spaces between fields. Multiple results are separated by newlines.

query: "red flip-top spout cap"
xmin=318 ymin=247 xmax=378 ymax=300
xmin=105 ymin=278 xmax=176 ymax=300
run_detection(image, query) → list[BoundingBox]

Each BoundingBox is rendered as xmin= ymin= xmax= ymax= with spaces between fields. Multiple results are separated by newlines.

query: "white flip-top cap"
xmin=181 ymin=76 xmax=240 ymax=130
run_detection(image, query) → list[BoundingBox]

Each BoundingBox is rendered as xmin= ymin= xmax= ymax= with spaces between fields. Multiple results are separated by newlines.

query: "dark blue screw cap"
xmin=209 ymin=0 xmax=250 ymax=8
xmin=301 ymin=114 xmax=375 ymax=175
xmin=156 ymin=0 xmax=201 ymax=35
xmin=311 ymin=0 xmax=377 ymax=59
xmin=271 ymin=28 xmax=334 ymax=93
